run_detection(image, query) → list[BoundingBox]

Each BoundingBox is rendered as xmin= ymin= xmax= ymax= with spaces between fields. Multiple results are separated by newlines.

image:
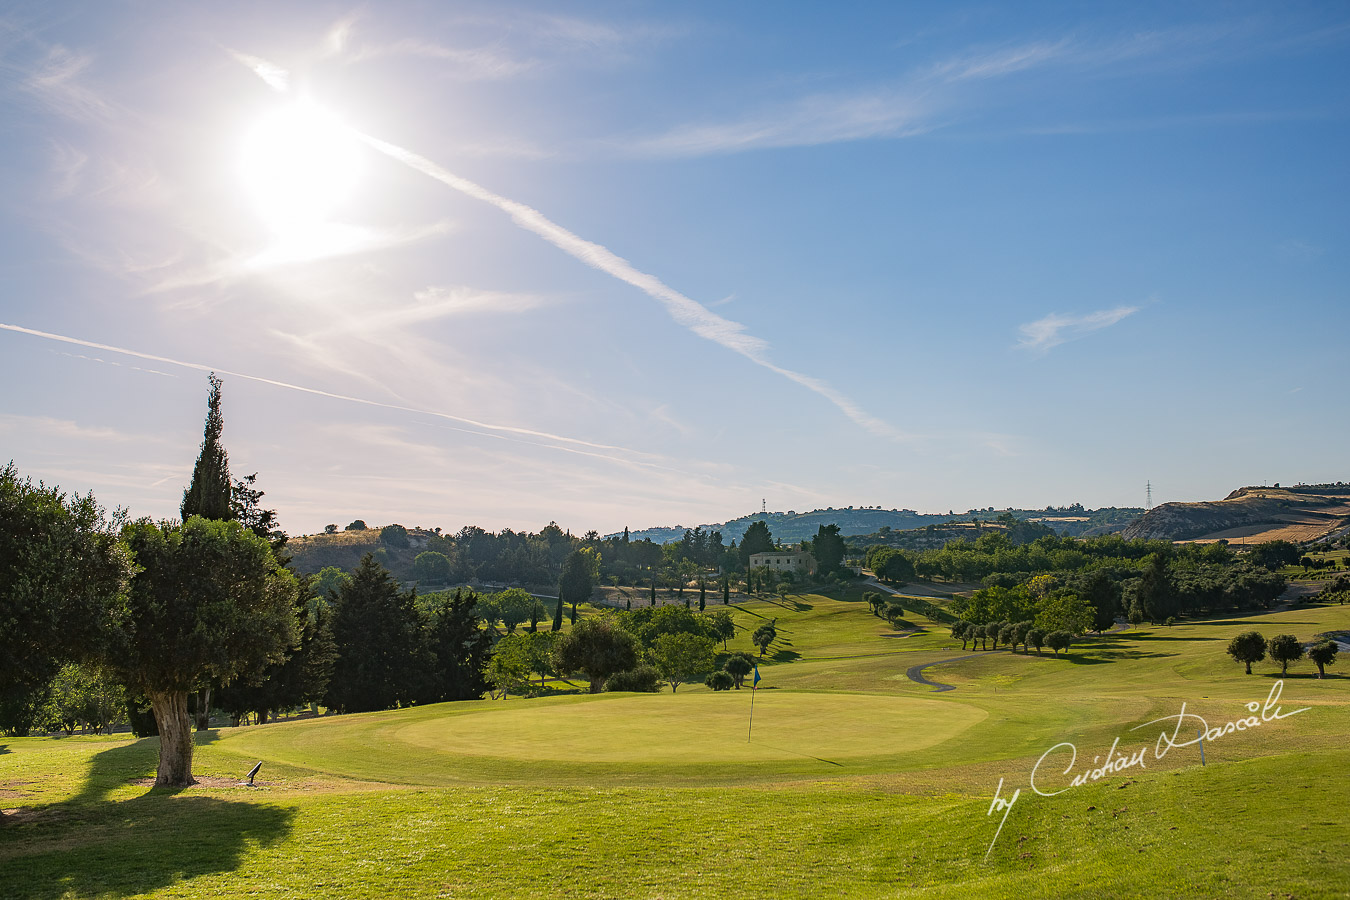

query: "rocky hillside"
xmin=1120 ymin=484 xmax=1350 ymax=543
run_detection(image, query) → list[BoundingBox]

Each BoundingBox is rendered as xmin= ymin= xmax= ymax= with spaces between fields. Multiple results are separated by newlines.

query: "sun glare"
xmin=238 ymin=100 xmax=364 ymax=234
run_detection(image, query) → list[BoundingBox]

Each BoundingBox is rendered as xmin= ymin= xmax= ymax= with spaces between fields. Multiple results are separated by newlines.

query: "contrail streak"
xmin=231 ymin=51 xmax=901 ymax=439
xmin=0 ymin=322 xmax=678 ymax=471
xmin=357 ymin=133 xmax=903 ymax=440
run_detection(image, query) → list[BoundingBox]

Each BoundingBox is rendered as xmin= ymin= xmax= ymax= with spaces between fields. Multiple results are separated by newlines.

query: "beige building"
xmin=748 ymin=550 xmax=816 ymax=576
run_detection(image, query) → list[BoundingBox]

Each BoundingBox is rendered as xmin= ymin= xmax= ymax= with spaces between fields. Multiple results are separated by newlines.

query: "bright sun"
xmin=238 ymin=100 xmax=364 ymax=233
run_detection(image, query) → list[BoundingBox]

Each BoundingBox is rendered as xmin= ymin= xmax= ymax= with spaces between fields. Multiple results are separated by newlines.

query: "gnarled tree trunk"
xmin=148 ymin=689 xmax=196 ymax=787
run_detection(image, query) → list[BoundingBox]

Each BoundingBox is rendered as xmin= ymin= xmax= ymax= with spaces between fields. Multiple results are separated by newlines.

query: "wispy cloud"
xmin=22 ymin=45 xmax=114 ymax=121
xmin=632 ymin=89 xmax=934 ymax=156
xmin=1016 ymin=305 xmax=1139 ymax=353
xmin=227 ymin=49 xmax=289 ymax=92
xmin=928 ymin=39 xmax=1071 ymax=81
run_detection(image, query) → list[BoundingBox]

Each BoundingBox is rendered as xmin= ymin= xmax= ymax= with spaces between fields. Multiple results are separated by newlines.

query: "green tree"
xmin=739 ymin=520 xmax=774 ymax=567
xmin=345 ymin=520 xmax=367 ymax=531
xmin=1073 ymin=570 xmax=1121 ymax=632
xmin=1307 ymin=640 xmax=1338 ymax=678
xmin=560 ymin=548 xmax=599 ymax=622
xmin=604 ymin=665 xmax=661 ymax=693
xmin=707 ymin=608 xmax=736 ymax=649
xmin=752 ymin=622 xmax=778 ymax=657
xmin=884 ymin=602 xmax=908 ymax=628
xmin=1137 ymin=553 xmax=1177 ymax=622
xmin=380 ymin=524 xmax=410 ymax=549
xmin=326 ymin=554 xmax=428 ymax=714
xmin=552 ymin=617 xmax=638 ymax=693
xmin=810 ymin=524 xmax=846 ymax=576
xmin=704 ymin=670 xmax=735 ymax=691
xmin=724 ymin=653 xmax=755 ymax=689
xmin=1249 ymin=540 xmax=1301 ymax=570
xmin=423 ymin=589 xmax=492 ymax=702
xmin=1046 ymin=630 xmax=1072 ymax=656
xmin=180 ymin=373 xmax=232 ymax=522
xmin=487 ymin=634 xmax=532 ymax=698
xmin=40 ymin=663 xmax=126 ymax=735
xmin=877 ymin=549 xmax=916 ymax=585
xmin=1034 ymin=592 xmax=1093 ymax=636
xmin=215 ymin=577 xmax=336 ymax=726
xmin=414 ymin=551 xmax=452 ymax=584
xmin=106 ymin=517 xmax=299 ymax=786
xmin=523 ymin=630 xmax=559 ymax=688
xmin=1227 ymin=631 xmax=1267 ymax=675
xmin=1026 ymin=628 xmax=1046 ymax=655
xmin=231 ymin=473 xmax=286 ymax=553
xmin=1268 ymin=633 xmax=1303 ymax=676
xmin=492 ymin=588 xmax=536 ymax=634
xmin=651 ymin=633 xmax=715 ymax=692
xmin=0 ymin=464 xmax=130 ymax=739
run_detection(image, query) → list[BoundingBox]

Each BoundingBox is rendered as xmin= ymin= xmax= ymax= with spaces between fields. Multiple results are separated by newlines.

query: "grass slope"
xmin=3 ymin=591 xmax=1348 ymax=898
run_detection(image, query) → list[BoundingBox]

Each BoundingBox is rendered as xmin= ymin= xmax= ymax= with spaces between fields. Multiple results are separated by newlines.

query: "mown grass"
xmin=3 ymin=592 xmax=1348 ymax=898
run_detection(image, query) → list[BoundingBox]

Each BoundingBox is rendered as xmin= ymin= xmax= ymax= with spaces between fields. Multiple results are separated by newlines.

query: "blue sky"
xmin=1 ymin=1 xmax=1346 ymax=536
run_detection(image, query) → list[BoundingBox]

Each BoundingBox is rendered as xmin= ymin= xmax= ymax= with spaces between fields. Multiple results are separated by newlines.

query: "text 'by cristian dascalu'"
xmin=982 ymin=680 xmax=1310 ymax=860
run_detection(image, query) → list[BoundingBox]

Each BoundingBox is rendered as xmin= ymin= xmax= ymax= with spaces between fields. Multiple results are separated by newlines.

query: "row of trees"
xmin=950 ymin=620 xmax=1074 ymax=655
xmin=863 ymin=529 xmax=1300 ymax=591
xmin=942 ymin=547 xmax=1285 ymax=631
xmin=1226 ymin=631 xmax=1339 ymax=677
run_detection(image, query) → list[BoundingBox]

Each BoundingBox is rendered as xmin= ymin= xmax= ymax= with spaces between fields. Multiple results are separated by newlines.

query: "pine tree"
xmin=423 ymin=589 xmax=492 ymax=702
xmin=325 ymin=554 xmax=427 ymax=713
xmin=181 ymin=374 xmax=232 ymax=522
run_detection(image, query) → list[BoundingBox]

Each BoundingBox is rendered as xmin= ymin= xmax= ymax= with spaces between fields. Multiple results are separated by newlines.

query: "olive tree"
xmin=1226 ymin=631 xmax=1267 ymax=675
xmin=105 ymin=517 xmax=300 ymax=786
xmin=1267 ymin=634 xmax=1303 ymax=676
xmin=724 ymin=653 xmax=754 ymax=689
xmin=552 ymin=617 xmax=638 ymax=694
xmin=752 ymin=622 xmax=778 ymax=657
xmin=1308 ymin=640 xmax=1338 ymax=679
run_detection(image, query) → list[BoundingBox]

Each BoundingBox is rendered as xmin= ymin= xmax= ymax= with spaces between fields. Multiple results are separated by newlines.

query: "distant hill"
xmin=1120 ymin=484 xmax=1350 ymax=543
xmin=615 ymin=504 xmax=1144 ymax=545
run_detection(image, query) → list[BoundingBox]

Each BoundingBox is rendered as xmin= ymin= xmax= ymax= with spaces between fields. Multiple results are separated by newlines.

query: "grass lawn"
xmin=3 ymin=592 xmax=1348 ymax=898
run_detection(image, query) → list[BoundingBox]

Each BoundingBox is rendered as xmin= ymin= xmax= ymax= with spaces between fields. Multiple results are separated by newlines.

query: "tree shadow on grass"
xmin=1 ymin=738 xmax=295 ymax=900
xmin=770 ymin=648 xmax=802 ymax=662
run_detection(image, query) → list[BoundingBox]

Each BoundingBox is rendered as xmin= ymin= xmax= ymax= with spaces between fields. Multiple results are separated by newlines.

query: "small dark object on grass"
xmin=242 ymin=761 xmax=262 ymax=786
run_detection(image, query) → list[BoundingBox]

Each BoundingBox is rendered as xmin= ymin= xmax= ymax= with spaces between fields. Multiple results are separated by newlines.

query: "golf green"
xmin=395 ymin=691 xmax=986 ymax=762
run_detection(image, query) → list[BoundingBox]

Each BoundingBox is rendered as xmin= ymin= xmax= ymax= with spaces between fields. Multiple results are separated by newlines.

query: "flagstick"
xmin=747 ymin=685 xmax=756 ymax=742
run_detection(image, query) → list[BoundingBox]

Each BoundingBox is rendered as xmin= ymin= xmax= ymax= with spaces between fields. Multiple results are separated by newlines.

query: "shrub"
xmin=704 ymin=671 xmax=735 ymax=691
xmin=604 ymin=665 xmax=661 ymax=693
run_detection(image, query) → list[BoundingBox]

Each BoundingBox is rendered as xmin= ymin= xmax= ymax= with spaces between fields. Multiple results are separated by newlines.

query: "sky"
xmin=1 ymin=1 xmax=1347 ymax=537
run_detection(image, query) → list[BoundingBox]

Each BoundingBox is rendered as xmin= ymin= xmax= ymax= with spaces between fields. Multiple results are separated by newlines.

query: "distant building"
xmin=749 ymin=550 xmax=816 ymax=576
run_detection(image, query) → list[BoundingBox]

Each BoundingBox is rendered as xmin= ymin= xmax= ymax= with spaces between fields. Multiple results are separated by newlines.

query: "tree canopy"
xmin=552 ymin=617 xmax=638 ymax=694
xmin=106 ymin=516 xmax=300 ymax=786
xmin=1 ymin=463 xmax=130 ymax=735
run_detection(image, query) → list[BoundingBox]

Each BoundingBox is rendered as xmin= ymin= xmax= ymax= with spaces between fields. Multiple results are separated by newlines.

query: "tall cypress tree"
xmin=181 ymin=373 xmax=232 ymax=522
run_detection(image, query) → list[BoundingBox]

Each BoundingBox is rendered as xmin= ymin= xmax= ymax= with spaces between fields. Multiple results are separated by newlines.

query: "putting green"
xmin=217 ymin=690 xmax=987 ymax=784
xmin=397 ymin=691 xmax=983 ymax=763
